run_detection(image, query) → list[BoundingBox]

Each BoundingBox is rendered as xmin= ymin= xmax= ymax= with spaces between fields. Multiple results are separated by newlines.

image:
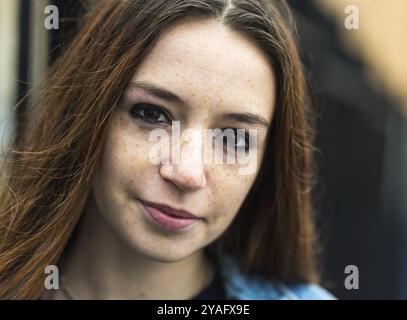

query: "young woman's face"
xmin=90 ymin=19 xmax=276 ymax=261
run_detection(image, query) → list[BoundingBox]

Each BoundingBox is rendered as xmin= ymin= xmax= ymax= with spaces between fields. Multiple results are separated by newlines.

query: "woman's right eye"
xmin=129 ymin=103 xmax=171 ymax=124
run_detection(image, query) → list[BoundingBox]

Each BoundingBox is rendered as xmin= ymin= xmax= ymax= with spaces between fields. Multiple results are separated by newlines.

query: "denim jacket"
xmin=219 ymin=257 xmax=336 ymax=300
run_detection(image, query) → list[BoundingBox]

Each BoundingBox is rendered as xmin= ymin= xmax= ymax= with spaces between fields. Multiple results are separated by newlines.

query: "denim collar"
xmin=219 ymin=256 xmax=335 ymax=300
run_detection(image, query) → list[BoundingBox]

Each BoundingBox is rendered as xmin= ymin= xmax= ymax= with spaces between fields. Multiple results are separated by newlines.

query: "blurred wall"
xmin=288 ymin=0 xmax=407 ymax=298
xmin=317 ymin=0 xmax=407 ymax=116
xmin=0 ymin=0 xmax=18 ymax=150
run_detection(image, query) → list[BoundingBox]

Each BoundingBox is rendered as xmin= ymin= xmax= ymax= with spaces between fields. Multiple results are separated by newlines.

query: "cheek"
xmin=207 ymin=167 xmax=257 ymax=226
xmin=99 ymin=116 xmax=154 ymax=191
xmin=91 ymin=117 xmax=155 ymax=231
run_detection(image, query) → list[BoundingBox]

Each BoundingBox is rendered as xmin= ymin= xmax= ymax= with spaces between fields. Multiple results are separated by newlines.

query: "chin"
xmin=119 ymin=229 xmax=200 ymax=263
xmin=148 ymin=252 xmax=192 ymax=263
xmin=136 ymin=245 xmax=198 ymax=263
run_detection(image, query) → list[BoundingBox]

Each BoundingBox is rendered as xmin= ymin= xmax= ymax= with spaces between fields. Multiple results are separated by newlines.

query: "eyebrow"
xmin=224 ymin=113 xmax=270 ymax=128
xmin=129 ymin=81 xmax=187 ymax=107
xmin=129 ymin=81 xmax=270 ymax=128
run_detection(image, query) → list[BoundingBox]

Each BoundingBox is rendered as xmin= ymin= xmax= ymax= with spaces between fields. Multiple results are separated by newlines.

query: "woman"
xmin=0 ymin=0 xmax=334 ymax=299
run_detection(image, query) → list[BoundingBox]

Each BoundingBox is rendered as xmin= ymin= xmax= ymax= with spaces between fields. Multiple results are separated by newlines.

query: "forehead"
xmin=132 ymin=19 xmax=276 ymax=121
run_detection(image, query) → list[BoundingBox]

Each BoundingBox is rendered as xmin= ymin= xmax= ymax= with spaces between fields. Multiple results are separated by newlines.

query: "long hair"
xmin=0 ymin=0 xmax=319 ymax=299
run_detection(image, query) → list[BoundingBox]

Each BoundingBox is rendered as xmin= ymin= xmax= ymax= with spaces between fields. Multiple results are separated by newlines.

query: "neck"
xmin=59 ymin=195 xmax=214 ymax=299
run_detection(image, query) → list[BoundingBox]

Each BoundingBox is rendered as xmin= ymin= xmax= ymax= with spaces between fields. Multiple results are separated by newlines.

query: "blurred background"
xmin=0 ymin=0 xmax=406 ymax=299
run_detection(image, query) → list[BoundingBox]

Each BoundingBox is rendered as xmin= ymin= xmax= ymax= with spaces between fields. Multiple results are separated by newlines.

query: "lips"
xmin=139 ymin=199 xmax=201 ymax=231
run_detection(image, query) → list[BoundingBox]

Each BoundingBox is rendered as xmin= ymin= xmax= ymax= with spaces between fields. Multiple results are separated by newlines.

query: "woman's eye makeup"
xmin=129 ymin=103 xmax=172 ymax=125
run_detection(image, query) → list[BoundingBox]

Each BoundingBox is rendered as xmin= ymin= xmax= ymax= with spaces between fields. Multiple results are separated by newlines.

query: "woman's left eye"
xmin=129 ymin=103 xmax=171 ymax=124
xmin=219 ymin=128 xmax=251 ymax=152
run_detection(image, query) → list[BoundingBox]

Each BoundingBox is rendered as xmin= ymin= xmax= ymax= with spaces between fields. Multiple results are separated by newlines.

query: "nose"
xmin=159 ymin=128 xmax=207 ymax=192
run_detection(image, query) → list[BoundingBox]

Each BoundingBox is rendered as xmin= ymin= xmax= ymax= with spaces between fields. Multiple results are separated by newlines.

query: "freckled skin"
xmin=91 ymin=19 xmax=276 ymax=262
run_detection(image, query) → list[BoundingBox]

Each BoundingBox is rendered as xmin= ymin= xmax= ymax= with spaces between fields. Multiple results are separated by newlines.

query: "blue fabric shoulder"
xmin=219 ymin=256 xmax=336 ymax=300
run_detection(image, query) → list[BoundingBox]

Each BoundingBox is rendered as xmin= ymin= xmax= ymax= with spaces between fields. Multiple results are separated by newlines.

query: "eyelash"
xmin=129 ymin=103 xmax=172 ymax=124
xmin=129 ymin=103 xmax=252 ymax=152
